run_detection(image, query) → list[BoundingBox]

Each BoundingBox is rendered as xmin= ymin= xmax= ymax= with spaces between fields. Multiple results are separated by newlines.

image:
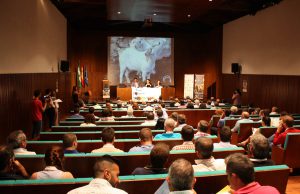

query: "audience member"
xmin=174 ymin=114 xmax=187 ymax=132
xmin=80 ymin=113 xmax=96 ymax=126
xmin=63 ymin=133 xmax=79 ymax=154
xmin=272 ymin=115 xmax=300 ymax=147
xmin=270 ymin=106 xmax=279 ymax=115
xmin=213 ymin=126 xmax=237 ymax=149
xmin=69 ymin=104 xmax=84 ymax=119
xmin=142 ymin=112 xmax=156 ymax=125
xmin=248 ymin=134 xmax=274 ymax=167
xmin=31 ymin=89 xmax=47 ymax=139
xmin=100 ymin=108 xmax=115 ymax=121
xmin=0 ymin=145 xmax=29 ymax=180
xmin=194 ymin=99 xmax=200 ymax=108
xmin=167 ymin=159 xmax=196 ymax=193
xmin=89 ymin=107 xmax=99 ymax=120
xmin=67 ymin=155 xmax=127 ymax=194
xmin=121 ymin=105 xmax=134 ymax=118
xmin=231 ymin=112 xmax=253 ymax=133
xmin=31 ymin=147 xmax=73 ymax=179
xmin=154 ymin=118 xmax=181 ymax=140
xmin=194 ymin=120 xmax=210 ymax=138
xmin=193 ymin=137 xmax=226 ymax=172
xmin=225 ymin=153 xmax=279 ymax=194
xmin=129 ymin=128 xmax=154 ymax=152
xmin=143 ymin=102 xmax=154 ymax=111
xmin=91 ymin=127 xmax=124 ymax=153
xmin=7 ymin=130 xmax=36 ymax=155
xmin=132 ymin=143 xmax=169 ymax=175
xmin=217 ymin=109 xmax=231 ymax=128
xmin=230 ymin=106 xmax=238 ymax=115
xmin=155 ymin=118 xmax=166 ymax=130
xmin=172 ymin=125 xmax=195 ymax=150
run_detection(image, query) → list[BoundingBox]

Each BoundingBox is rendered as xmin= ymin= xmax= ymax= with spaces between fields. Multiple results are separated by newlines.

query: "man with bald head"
xmin=129 ymin=128 xmax=154 ymax=152
xmin=68 ymin=155 xmax=127 ymax=194
xmin=193 ymin=137 xmax=226 ymax=172
xmin=231 ymin=111 xmax=253 ymax=133
xmin=154 ymin=118 xmax=181 ymax=139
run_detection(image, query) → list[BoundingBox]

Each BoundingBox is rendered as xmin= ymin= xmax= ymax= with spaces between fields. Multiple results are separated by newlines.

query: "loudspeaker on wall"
xmin=231 ymin=63 xmax=240 ymax=74
xmin=60 ymin=60 xmax=69 ymax=72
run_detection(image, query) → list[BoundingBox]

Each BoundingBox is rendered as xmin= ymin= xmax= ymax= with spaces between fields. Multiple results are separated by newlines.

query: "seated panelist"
xmin=145 ymin=79 xmax=152 ymax=87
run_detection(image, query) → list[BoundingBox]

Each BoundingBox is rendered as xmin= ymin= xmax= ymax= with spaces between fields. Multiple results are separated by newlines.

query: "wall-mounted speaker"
xmin=231 ymin=63 xmax=240 ymax=74
xmin=60 ymin=60 xmax=69 ymax=72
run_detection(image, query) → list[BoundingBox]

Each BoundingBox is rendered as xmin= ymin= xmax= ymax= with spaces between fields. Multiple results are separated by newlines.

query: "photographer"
xmin=44 ymin=89 xmax=56 ymax=130
xmin=31 ymin=89 xmax=47 ymax=139
xmin=232 ymin=89 xmax=242 ymax=108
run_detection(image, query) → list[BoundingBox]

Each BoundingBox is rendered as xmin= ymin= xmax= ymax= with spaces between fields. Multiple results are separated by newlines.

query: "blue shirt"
xmin=64 ymin=149 xmax=79 ymax=154
xmin=154 ymin=133 xmax=181 ymax=140
xmin=129 ymin=145 xmax=154 ymax=152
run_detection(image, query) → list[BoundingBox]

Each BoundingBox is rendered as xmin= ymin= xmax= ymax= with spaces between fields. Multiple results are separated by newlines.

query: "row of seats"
xmin=0 ymin=165 xmax=290 ymax=194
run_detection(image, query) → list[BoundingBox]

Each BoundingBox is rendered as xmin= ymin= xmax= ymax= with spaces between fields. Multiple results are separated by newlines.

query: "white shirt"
xmin=80 ymin=123 xmax=96 ymax=127
xmin=13 ymin=148 xmax=36 ymax=155
xmin=67 ymin=178 xmax=128 ymax=194
xmin=213 ymin=141 xmax=237 ymax=149
xmin=193 ymin=157 xmax=226 ymax=172
xmin=91 ymin=144 xmax=124 ymax=153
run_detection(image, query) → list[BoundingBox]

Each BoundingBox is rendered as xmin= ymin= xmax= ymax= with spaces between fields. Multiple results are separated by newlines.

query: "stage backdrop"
xmin=108 ymin=36 xmax=174 ymax=86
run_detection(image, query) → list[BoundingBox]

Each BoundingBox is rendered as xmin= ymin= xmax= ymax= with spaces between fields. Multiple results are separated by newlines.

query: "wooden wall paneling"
xmin=221 ymin=74 xmax=300 ymax=113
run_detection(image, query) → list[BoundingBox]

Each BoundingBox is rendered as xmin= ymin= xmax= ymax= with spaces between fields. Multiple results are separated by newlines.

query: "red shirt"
xmin=273 ymin=128 xmax=300 ymax=146
xmin=32 ymin=98 xmax=43 ymax=121
xmin=234 ymin=182 xmax=279 ymax=194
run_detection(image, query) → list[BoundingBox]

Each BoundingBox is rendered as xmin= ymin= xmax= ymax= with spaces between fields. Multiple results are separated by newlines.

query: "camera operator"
xmin=232 ymin=89 xmax=242 ymax=108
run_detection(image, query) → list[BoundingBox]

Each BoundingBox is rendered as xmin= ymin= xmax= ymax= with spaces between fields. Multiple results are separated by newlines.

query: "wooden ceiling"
xmin=51 ymin=0 xmax=282 ymax=31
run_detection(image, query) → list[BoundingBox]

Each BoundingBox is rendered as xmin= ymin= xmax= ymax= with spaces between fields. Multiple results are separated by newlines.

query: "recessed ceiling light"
xmin=153 ymin=13 xmax=157 ymax=16
xmin=187 ymin=14 xmax=191 ymax=18
xmin=117 ymin=11 xmax=121 ymax=14
xmin=209 ymin=0 xmax=213 ymax=2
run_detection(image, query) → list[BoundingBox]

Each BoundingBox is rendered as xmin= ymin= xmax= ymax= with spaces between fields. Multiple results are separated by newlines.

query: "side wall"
xmin=0 ymin=0 xmax=67 ymax=73
xmin=221 ymin=0 xmax=300 ymax=112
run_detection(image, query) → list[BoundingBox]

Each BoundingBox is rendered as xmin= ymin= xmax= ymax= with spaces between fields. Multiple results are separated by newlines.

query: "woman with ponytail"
xmin=30 ymin=147 xmax=73 ymax=179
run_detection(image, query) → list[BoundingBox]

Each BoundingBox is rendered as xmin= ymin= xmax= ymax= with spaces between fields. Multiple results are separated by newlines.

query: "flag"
xmin=84 ymin=65 xmax=88 ymax=87
xmin=77 ymin=62 xmax=82 ymax=88
xmin=81 ymin=65 xmax=85 ymax=88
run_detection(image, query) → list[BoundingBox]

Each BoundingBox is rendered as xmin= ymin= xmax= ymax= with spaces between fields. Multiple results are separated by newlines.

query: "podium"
xmin=117 ymin=87 xmax=175 ymax=101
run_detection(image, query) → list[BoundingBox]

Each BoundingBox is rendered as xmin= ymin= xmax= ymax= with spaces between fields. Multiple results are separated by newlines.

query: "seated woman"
xmin=30 ymin=147 xmax=73 ymax=179
xmin=145 ymin=79 xmax=152 ymax=87
xmin=80 ymin=113 xmax=96 ymax=126
xmin=0 ymin=145 xmax=29 ymax=180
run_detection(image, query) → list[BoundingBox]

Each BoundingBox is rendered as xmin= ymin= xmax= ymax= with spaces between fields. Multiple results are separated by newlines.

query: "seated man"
xmin=80 ymin=113 xmax=96 ymax=126
xmin=7 ymin=130 xmax=36 ymax=155
xmin=100 ymin=108 xmax=115 ymax=121
xmin=0 ymin=145 xmax=29 ymax=180
xmin=272 ymin=115 xmax=300 ymax=147
xmin=89 ymin=107 xmax=99 ymax=120
xmin=194 ymin=120 xmax=210 ymax=138
xmin=167 ymin=159 xmax=196 ymax=194
xmin=172 ymin=125 xmax=195 ymax=150
xmin=248 ymin=133 xmax=274 ymax=167
xmin=225 ymin=153 xmax=279 ymax=194
xmin=231 ymin=111 xmax=253 ymax=133
xmin=217 ymin=109 xmax=231 ymax=128
xmin=213 ymin=126 xmax=237 ymax=149
xmin=91 ymin=127 xmax=124 ymax=153
xmin=63 ymin=133 xmax=79 ymax=154
xmin=173 ymin=114 xmax=187 ymax=132
xmin=121 ymin=105 xmax=135 ymax=118
xmin=69 ymin=105 xmax=84 ymax=119
xmin=129 ymin=128 xmax=154 ymax=152
xmin=141 ymin=112 xmax=156 ymax=126
xmin=154 ymin=118 xmax=181 ymax=140
xmin=193 ymin=137 xmax=226 ymax=172
xmin=67 ymin=155 xmax=127 ymax=194
xmin=132 ymin=143 xmax=169 ymax=175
